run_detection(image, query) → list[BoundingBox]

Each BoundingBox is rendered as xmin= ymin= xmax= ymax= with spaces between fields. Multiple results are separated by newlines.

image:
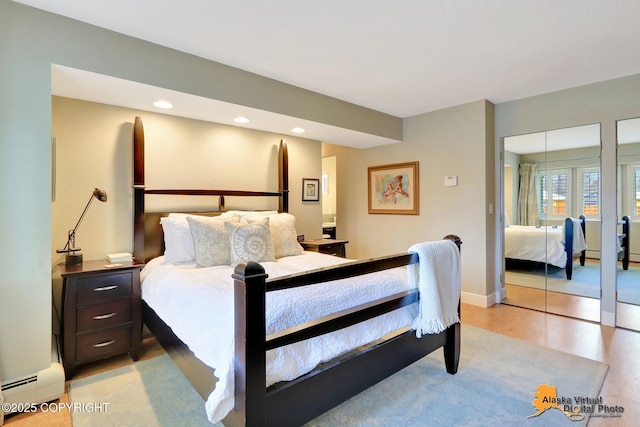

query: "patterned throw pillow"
xmin=186 ymin=216 xmax=236 ymax=267
xmin=225 ymin=217 xmax=276 ymax=263
xmin=266 ymin=213 xmax=304 ymax=258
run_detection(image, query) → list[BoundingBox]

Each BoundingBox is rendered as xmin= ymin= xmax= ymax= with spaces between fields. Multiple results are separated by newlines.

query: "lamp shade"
xmin=93 ymin=188 xmax=108 ymax=202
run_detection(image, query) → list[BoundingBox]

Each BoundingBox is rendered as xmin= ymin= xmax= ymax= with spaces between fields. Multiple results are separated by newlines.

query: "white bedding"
xmin=504 ymin=221 xmax=587 ymax=268
xmin=141 ymin=251 xmax=416 ymax=423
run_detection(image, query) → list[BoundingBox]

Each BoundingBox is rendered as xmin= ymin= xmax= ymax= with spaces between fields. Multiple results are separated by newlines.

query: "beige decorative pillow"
xmin=186 ymin=216 xmax=237 ymax=267
xmin=225 ymin=217 xmax=276 ymax=263
xmin=266 ymin=213 xmax=304 ymax=258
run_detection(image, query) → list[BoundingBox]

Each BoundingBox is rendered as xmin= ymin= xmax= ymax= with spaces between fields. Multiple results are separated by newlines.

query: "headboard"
xmin=132 ymin=116 xmax=290 ymax=263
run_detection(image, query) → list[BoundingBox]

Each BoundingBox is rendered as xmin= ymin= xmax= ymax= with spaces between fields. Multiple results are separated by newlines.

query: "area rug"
xmin=70 ymin=325 xmax=607 ymax=427
xmin=506 ymin=263 xmax=640 ymax=305
xmin=69 ymin=354 xmax=210 ymax=426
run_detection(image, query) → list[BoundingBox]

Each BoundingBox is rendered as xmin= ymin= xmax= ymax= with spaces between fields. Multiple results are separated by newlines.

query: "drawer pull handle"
xmin=93 ymin=312 xmax=117 ymax=320
xmin=94 ymin=285 xmax=117 ymax=292
xmin=93 ymin=340 xmax=116 ymax=348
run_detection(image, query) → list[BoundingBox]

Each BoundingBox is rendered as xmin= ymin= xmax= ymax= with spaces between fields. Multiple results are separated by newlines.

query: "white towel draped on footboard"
xmin=408 ymin=240 xmax=461 ymax=337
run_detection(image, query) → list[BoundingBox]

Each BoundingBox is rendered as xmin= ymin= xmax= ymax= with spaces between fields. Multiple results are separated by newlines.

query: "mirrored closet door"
xmin=502 ymin=124 xmax=601 ymax=322
xmin=616 ymin=117 xmax=640 ymax=331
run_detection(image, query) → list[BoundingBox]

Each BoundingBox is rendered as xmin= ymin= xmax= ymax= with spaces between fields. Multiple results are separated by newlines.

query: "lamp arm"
xmin=70 ymin=195 xmax=96 ymax=237
xmin=56 ymin=194 xmax=95 ymax=253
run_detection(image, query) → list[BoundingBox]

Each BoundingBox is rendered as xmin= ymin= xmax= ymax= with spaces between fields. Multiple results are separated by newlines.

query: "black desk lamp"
xmin=57 ymin=188 xmax=108 ymax=265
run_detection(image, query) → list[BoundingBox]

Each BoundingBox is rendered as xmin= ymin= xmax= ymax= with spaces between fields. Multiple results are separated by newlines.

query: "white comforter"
xmin=504 ymin=222 xmax=587 ymax=268
xmin=141 ymin=252 xmax=415 ymax=423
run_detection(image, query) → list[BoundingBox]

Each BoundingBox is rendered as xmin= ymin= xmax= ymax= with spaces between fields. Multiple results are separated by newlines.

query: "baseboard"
xmin=461 ymin=291 xmax=497 ymax=308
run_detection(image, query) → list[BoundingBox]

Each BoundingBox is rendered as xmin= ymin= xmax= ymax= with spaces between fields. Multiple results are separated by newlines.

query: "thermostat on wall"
xmin=444 ymin=175 xmax=458 ymax=186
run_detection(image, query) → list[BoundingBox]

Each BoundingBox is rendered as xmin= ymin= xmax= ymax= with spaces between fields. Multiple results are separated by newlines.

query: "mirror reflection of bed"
xmin=616 ymin=117 xmax=640 ymax=331
xmin=502 ymin=124 xmax=602 ymax=322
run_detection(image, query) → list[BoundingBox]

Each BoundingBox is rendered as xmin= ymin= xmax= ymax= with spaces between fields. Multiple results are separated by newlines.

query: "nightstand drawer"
xmin=60 ymin=260 xmax=143 ymax=379
xmin=320 ymin=243 xmax=345 ymax=257
xmin=76 ymin=326 xmax=131 ymax=363
xmin=77 ymin=272 xmax=132 ymax=305
xmin=301 ymin=239 xmax=348 ymax=258
xmin=76 ymin=298 xmax=132 ymax=333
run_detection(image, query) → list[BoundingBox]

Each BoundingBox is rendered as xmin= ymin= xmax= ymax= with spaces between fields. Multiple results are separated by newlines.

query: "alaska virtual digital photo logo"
xmin=528 ymin=384 xmax=624 ymax=421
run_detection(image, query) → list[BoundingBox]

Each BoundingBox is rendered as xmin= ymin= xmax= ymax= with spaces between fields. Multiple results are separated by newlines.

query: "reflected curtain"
xmin=518 ymin=163 xmax=538 ymax=226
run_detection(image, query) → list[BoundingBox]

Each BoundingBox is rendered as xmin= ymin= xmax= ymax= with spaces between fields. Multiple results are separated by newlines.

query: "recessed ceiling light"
xmin=292 ymin=127 xmax=305 ymax=134
xmin=153 ymin=100 xmax=173 ymax=109
xmin=234 ymin=116 xmax=250 ymax=123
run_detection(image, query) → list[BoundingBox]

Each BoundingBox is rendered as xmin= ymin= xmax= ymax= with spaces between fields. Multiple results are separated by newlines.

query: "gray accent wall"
xmin=323 ymin=100 xmax=496 ymax=305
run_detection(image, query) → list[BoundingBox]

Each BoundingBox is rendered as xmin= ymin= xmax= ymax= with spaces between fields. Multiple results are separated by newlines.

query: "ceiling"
xmin=15 ymin=0 xmax=640 ymax=148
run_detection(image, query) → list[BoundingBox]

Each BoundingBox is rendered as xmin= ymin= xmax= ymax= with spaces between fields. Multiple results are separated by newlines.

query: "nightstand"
xmin=300 ymin=239 xmax=349 ymax=258
xmin=60 ymin=259 xmax=144 ymax=379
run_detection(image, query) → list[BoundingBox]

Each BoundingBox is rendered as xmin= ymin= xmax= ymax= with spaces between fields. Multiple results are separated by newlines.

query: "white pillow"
xmin=265 ymin=213 xmax=304 ymax=258
xmin=504 ymin=211 xmax=511 ymax=227
xmin=160 ymin=214 xmax=203 ymax=263
xmin=225 ymin=217 xmax=276 ymax=263
xmin=186 ymin=216 xmax=236 ymax=267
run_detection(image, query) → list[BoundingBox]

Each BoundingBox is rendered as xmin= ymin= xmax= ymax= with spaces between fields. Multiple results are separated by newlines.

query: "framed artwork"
xmin=368 ymin=161 xmax=419 ymax=214
xmin=302 ymin=178 xmax=320 ymax=201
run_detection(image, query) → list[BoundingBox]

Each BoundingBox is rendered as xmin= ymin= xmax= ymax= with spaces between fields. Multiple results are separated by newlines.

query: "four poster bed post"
xmin=132 ymin=116 xmax=461 ymax=426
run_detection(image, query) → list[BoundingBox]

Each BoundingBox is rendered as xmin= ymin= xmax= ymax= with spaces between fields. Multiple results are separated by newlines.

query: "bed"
xmin=131 ymin=117 xmax=462 ymax=426
xmin=504 ymin=216 xmax=586 ymax=280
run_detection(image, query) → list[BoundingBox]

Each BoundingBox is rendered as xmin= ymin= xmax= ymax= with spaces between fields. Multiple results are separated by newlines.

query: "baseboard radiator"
xmin=0 ymin=335 xmax=65 ymax=424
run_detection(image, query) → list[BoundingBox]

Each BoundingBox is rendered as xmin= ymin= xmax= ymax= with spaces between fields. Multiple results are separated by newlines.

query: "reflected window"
xmin=539 ymin=169 xmax=569 ymax=218
xmin=634 ymin=166 xmax=640 ymax=217
xmin=581 ymin=168 xmax=600 ymax=216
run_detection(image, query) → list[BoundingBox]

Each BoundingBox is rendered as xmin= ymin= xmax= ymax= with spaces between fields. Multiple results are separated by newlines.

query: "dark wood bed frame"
xmin=132 ymin=116 xmax=461 ymax=426
xmin=619 ymin=215 xmax=630 ymax=270
xmin=563 ymin=215 xmax=587 ymax=280
xmin=507 ymin=214 xmax=632 ymax=279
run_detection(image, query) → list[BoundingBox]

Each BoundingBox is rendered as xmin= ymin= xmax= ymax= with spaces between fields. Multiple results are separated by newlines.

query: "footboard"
xmin=228 ymin=236 xmax=462 ymax=427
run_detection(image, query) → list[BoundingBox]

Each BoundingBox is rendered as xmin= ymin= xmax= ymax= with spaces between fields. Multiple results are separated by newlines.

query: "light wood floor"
xmin=503 ymin=259 xmax=640 ymax=327
xmin=4 ymin=303 xmax=639 ymax=426
xmin=504 ymin=282 xmax=640 ymax=328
